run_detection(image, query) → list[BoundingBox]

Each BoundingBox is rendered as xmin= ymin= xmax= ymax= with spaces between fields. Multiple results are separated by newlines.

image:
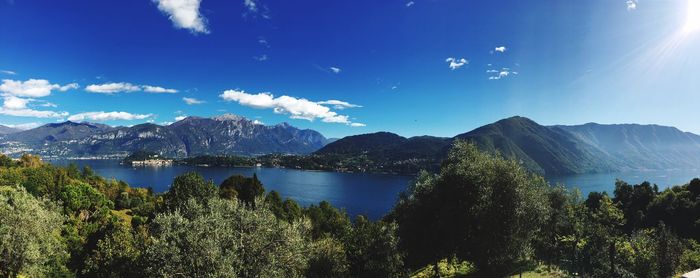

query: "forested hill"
xmin=317 ymin=116 xmax=700 ymax=175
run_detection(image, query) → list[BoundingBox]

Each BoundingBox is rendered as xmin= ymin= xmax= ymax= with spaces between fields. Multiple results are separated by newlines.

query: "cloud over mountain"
xmin=219 ymin=89 xmax=364 ymax=126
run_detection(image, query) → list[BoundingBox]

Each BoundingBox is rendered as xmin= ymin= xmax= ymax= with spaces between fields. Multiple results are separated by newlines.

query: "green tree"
xmin=345 ymin=216 xmax=405 ymax=277
xmin=391 ymin=141 xmax=550 ymax=276
xmin=306 ymin=238 xmax=350 ymax=278
xmin=219 ymin=173 xmax=265 ymax=205
xmin=0 ymin=154 xmax=14 ymax=167
xmin=83 ymin=223 xmax=145 ymax=277
xmin=305 ymin=200 xmax=352 ymax=240
xmin=164 ymin=171 xmax=217 ymax=210
xmin=144 ymin=198 xmax=310 ymax=277
xmin=0 ymin=186 xmax=69 ymax=277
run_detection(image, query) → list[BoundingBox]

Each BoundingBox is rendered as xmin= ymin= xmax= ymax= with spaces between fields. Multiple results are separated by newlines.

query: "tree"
xmin=345 ymin=216 xmax=405 ymax=277
xmin=83 ymin=223 xmax=146 ymax=277
xmin=391 ymin=141 xmax=550 ymax=276
xmin=0 ymin=154 xmax=14 ymax=167
xmin=266 ymin=190 xmax=303 ymax=223
xmin=219 ymin=174 xmax=265 ymax=205
xmin=144 ymin=198 xmax=310 ymax=277
xmin=18 ymin=153 xmax=42 ymax=168
xmin=613 ymin=180 xmax=656 ymax=232
xmin=164 ymin=172 xmax=217 ymax=210
xmin=305 ymin=200 xmax=352 ymax=240
xmin=306 ymin=238 xmax=350 ymax=278
xmin=0 ymin=186 xmax=69 ymax=277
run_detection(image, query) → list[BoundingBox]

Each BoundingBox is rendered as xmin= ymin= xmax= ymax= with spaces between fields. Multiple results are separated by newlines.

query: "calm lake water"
xmin=52 ymin=160 xmax=413 ymax=219
xmin=52 ymin=160 xmax=700 ymax=219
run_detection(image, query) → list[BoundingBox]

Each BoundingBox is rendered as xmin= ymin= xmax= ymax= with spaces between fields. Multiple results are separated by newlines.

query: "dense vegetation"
xmin=3 ymin=142 xmax=700 ymax=277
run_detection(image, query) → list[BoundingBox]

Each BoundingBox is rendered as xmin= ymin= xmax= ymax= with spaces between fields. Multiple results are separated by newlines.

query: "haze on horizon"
xmin=1 ymin=0 xmax=699 ymax=138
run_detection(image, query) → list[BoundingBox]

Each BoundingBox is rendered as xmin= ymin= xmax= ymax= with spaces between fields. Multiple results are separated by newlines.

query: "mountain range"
xmin=316 ymin=116 xmax=700 ymax=175
xmin=0 ymin=114 xmax=328 ymax=158
xmin=2 ymin=115 xmax=700 ymax=175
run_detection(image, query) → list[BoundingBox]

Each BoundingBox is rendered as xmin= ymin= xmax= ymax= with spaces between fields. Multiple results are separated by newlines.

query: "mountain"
xmin=0 ymin=114 xmax=328 ymax=158
xmin=2 ymin=121 xmax=114 ymax=145
xmin=0 ymin=125 xmax=20 ymax=135
xmin=316 ymin=132 xmax=452 ymax=161
xmin=314 ymin=132 xmax=452 ymax=173
xmin=456 ymin=116 xmax=615 ymax=175
xmin=318 ymin=116 xmax=700 ymax=175
xmin=556 ymin=123 xmax=700 ymax=171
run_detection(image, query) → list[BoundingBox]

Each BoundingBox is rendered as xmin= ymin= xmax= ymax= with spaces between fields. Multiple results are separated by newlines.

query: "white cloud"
xmin=0 ymin=107 xmax=68 ymax=118
xmin=258 ymin=37 xmax=269 ymax=47
xmin=494 ymin=46 xmax=507 ymax=53
xmin=153 ymin=0 xmax=209 ymax=34
xmin=68 ymin=111 xmax=153 ymax=122
xmin=445 ymin=57 xmax=468 ymax=70
xmin=0 ymin=79 xmax=79 ymax=97
xmin=85 ymin=82 xmax=140 ymax=94
xmin=183 ymin=97 xmax=205 ymax=105
xmin=317 ymin=100 xmax=362 ymax=109
xmin=220 ymin=89 xmax=362 ymax=125
xmin=406 ymin=1 xmax=415 ymax=7
xmin=86 ymin=83 xmax=177 ymax=94
xmin=244 ymin=0 xmax=257 ymax=12
xmin=37 ymin=101 xmax=57 ymax=108
xmin=175 ymin=115 xmax=187 ymax=121
xmin=253 ymin=119 xmax=264 ymax=125
xmin=142 ymin=85 xmax=178 ymax=93
xmin=1 ymin=70 xmax=16 ymax=75
xmin=253 ymin=54 xmax=268 ymax=61
xmin=626 ymin=0 xmax=637 ymax=10
xmin=330 ymin=67 xmax=342 ymax=74
xmin=242 ymin=0 xmax=270 ymax=18
xmin=3 ymin=122 xmax=42 ymax=130
xmin=488 ymin=68 xmax=516 ymax=80
xmin=350 ymin=123 xmax=366 ymax=127
xmin=161 ymin=121 xmax=173 ymax=125
xmin=2 ymin=96 xmax=30 ymax=110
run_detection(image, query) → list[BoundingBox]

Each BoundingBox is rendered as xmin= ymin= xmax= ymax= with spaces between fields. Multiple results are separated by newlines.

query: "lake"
xmin=53 ymin=160 xmax=700 ymax=219
xmin=53 ymin=160 xmax=413 ymax=219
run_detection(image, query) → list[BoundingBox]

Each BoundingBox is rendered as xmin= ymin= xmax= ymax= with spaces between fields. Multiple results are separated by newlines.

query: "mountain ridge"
xmin=0 ymin=114 xmax=328 ymax=158
xmin=317 ymin=116 xmax=700 ymax=175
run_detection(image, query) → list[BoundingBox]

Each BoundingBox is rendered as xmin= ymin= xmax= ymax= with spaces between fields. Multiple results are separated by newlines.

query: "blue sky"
xmin=1 ymin=0 xmax=699 ymax=138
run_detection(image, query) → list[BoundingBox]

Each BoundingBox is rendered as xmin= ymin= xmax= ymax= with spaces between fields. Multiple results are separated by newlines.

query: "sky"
xmin=1 ymin=0 xmax=699 ymax=138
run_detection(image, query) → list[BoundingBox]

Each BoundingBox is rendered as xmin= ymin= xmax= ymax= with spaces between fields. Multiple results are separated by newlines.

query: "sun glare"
xmin=685 ymin=0 xmax=700 ymax=33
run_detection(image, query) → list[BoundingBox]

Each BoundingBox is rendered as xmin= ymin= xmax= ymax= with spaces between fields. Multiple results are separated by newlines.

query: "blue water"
xmin=546 ymin=169 xmax=700 ymax=196
xmin=52 ymin=160 xmax=700 ymax=219
xmin=52 ymin=160 xmax=412 ymax=219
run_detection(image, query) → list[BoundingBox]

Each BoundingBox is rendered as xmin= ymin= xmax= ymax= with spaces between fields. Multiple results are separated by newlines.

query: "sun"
xmin=685 ymin=0 xmax=700 ymax=33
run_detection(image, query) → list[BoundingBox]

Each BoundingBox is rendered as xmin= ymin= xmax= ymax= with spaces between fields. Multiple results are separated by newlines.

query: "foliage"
xmin=3 ymin=143 xmax=700 ymax=277
xmin=391 ymin=140 xmax=550 ymax=276
xmin=345 ymin=215 xmax=405 ymax=277
xmin=219 ymin=173 xmax=264 ymax=204
xmin=0 ymin=186 xmax=69 ymax=277
xmin=306 ymin=237 xmax=350 ymax=278
xmin=304 ymin=200 xmax=352 ymax=240
xmin=144 ymin=197 xmax=310 ymax=277
xmin=163 ymin=171 xmax=217 ymax=210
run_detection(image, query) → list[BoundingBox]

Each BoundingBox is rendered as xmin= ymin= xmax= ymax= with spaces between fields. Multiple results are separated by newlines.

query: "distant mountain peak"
xmin=213 ymin=114 xmax=246 ymax=122
xmin=45 ymin=121 xmax=111 ymax=130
